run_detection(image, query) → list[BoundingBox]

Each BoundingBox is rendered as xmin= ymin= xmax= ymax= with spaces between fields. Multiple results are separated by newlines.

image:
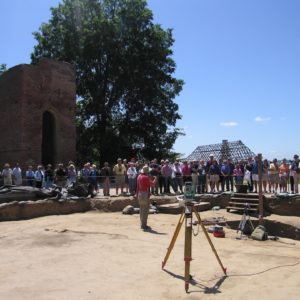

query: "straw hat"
xmin=141 ymin=166 xmax=149 ymax=174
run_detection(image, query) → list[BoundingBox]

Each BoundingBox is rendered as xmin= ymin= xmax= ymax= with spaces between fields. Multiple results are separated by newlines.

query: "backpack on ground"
xmin=251 ymin=225 xmax=268 ymax=241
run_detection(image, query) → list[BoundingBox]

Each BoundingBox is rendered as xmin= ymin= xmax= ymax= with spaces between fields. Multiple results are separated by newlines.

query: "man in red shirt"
xmin=181 ymin=161 xmax=192 ymax=183
xmin=136 ymin=165 xmax=157 ymax=230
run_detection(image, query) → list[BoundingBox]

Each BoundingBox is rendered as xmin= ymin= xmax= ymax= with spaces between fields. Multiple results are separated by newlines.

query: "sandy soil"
xmin=0 ymin=210 xmax=299 ymax=300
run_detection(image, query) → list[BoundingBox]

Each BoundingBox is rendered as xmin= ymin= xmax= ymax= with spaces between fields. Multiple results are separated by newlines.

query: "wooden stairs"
xmin=226 ymin=193 xmax=259 ymax=214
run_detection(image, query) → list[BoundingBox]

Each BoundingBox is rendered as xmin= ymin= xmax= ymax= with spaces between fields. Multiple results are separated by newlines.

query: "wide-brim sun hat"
xmin=141 ymin=166 xmax=149 ymax=174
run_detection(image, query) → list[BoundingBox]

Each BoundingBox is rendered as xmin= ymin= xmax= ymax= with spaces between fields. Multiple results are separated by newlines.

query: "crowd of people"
xmin=1 ymin=154 xmax=300 ymax=195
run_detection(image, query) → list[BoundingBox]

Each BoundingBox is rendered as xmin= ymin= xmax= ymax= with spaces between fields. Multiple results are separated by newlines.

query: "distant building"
xmin=185 ymin=140 xmax=255 ymax=162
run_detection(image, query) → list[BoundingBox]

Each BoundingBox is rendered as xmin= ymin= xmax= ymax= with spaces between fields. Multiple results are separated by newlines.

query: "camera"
xmin=184 ymin=182 xmax=195 ymax=203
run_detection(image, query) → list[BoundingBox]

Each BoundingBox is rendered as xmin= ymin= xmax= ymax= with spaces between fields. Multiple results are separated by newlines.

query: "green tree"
xmin=0 ymin=64 xmax=7 ymax=75
xmin=31 ymin=0 xmax=184 ymax=164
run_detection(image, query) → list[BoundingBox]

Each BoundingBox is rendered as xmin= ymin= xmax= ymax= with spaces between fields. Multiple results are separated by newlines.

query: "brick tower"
xmin=0 ymin=59 xmax=76 ymax=169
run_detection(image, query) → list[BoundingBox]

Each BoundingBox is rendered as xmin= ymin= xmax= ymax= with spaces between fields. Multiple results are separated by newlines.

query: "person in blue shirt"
xmin=26 ymin=166 xmax=35 ymax=187
xmin=252 ymin=156 xmax=259 ymax=193
xmin=197 ymin=160 xmax=206 ymax=193
xmin=44 ymin=164 xmax=54 ymax=189
xmin=209 ymin=159 xmax=220 ymax=193
xmin=89 ymin=164 xmax=99 ymax=195
xmin=228 ymin=159 xmax=235 ymax=191
xmin=252 ymin=156 xmax=264 ymax=193
xmin=291 ymin=154 xmax=300 ymax=193
xmin=220 ymin=160 xmax=230 ymax=192
xmin=34 ymin=165 xmax=44 ymax=188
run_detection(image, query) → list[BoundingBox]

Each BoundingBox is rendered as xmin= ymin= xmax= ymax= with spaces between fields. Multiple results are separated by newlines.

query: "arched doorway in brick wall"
xmin=42 ymin=111 xmax=57 ymax=166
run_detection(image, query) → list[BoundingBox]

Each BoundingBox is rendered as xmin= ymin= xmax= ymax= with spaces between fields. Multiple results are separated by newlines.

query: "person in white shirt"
xmin=2 ymin=163 xmax=13 ymax=185
xmin=12 ymin=163 xmax=22 ymax=186
xmin=172 ymin=159 xmax=183 ymax=193
xmin=127 ymin=162 xmax=137 ymax=195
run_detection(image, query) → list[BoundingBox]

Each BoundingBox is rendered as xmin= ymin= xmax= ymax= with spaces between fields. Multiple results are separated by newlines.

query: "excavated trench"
xmin=225 ymin=218 xmax=299 ymax=241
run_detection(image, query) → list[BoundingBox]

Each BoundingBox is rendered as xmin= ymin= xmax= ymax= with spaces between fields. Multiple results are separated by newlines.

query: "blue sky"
xmin=1 ymin=0 xmax=300 ymax=160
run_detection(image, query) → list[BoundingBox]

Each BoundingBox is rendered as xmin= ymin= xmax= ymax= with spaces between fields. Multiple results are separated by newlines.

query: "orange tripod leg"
xmin=162 ymin=210 xmax=185 ymax=269
xmin=184 ymin=213 xmax=192 ymax=292
xmin=193 ymin=207 xmax=227 ymax=275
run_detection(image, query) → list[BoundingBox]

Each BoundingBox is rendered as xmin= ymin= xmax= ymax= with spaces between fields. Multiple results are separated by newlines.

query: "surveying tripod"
xmin=236 ymin=203 xmax=255 ymax=239
xmin=161 ymin=184 xmax=227 ymax=292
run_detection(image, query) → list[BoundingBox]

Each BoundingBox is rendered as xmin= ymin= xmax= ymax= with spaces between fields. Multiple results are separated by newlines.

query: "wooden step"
xmin=230 ymin=197 xmax=259 ymax=202
xmin=226 ymin=206 xmax=258 ymax=212
xmin=233 ymin=193 xmax=260 ymax=198
xmin=228 ymin=202 xmax=259 ymax=206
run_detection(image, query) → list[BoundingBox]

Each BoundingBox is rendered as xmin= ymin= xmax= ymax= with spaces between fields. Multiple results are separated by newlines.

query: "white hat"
xmin=141 ymin=166 xmax=149 ymax=174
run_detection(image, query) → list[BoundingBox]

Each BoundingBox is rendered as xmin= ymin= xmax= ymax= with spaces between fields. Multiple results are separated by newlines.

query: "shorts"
xmin=252 ymin=174 xmax=259 ymax=182
xmin=210 ymin=174 xmax=219 ymax=183
xmin=269 ymin=174 xmax=280 ymax=184
xmin=280 ymin=175 xmax=288 ymax=185
xmin=115 ymin=175 xmax=125 ymax=185
xmin=262 ymin=174 xmax=269 ymax=182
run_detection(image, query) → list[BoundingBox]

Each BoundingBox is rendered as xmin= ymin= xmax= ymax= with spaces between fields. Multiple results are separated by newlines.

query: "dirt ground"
xmin=0 ymin=210 xmax=299 ymax=300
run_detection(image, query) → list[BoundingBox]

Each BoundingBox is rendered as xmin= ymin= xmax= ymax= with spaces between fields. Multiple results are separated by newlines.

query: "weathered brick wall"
xmin=0 ymin=59 xmax=76 ymax=169
xmin=0 ymin=66 xmax=24 ymax=163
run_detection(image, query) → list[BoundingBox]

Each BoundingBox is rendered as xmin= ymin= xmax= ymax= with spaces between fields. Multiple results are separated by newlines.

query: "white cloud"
xmin=220 ymin=121 xmax=238 ymax=127
xmin=254 ymin=116 xmax=271 ymax=123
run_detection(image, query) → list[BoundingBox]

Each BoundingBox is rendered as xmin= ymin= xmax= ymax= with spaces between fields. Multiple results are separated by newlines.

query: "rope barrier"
xmin=1 ymin=173 xmax=296 ymax=182
xmin=1 ymin=171 xmax=297 ymax=194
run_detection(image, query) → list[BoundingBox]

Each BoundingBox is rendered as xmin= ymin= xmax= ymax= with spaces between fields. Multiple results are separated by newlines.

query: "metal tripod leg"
xmin=184 ymin=207 xmax=193 ymax=292
xmin=237 ymin=213 xmax=254 ymax=238
xmin=248 ymin=215 xmax=255 ymax=231
xmin=162 ymin=210 xmax=185 ymax=269
xmin=237 ymin=213 xmax=246 ymax=238
xmin=193 ymin=207 xmax=227 ymax=276
xmin=237 ymin=213 xmax=245 ymax=232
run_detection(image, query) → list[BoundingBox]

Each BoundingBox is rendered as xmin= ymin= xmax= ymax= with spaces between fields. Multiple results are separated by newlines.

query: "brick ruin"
xmin=0 ymin=59 xmax=76 ymax=169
